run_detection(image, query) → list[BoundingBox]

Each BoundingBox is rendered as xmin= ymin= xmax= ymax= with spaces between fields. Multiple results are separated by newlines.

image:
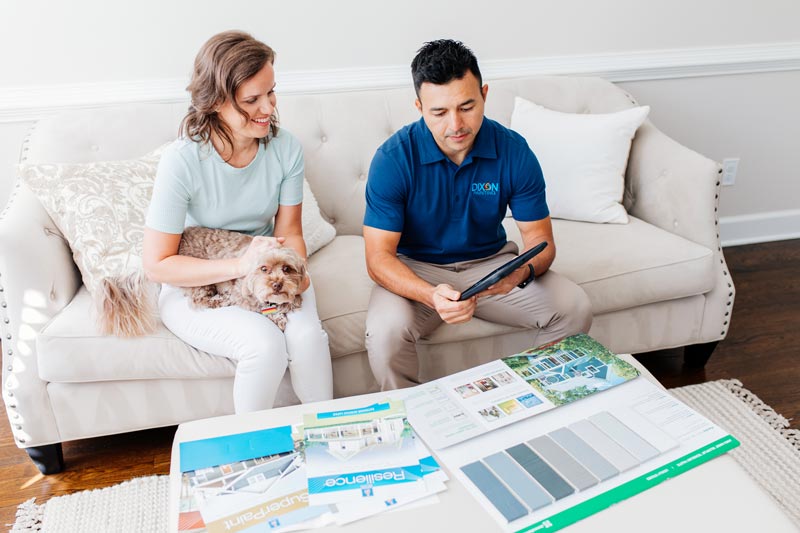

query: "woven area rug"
xmin=11 ymin=379 xmax=800 ymax=532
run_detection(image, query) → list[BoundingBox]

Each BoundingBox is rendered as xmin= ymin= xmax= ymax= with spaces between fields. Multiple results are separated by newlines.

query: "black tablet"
xmin=457 ymin=241 xmax=548 ymax=301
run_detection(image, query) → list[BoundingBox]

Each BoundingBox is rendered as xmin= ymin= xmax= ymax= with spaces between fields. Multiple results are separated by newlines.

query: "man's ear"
xmin=481 ymin=84 xmax=489 ymax=102
xmin=414 ymin=98 xmax=422 ymax=114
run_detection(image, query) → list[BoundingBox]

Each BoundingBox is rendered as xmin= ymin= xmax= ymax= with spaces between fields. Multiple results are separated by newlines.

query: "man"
xmin=363 ymin=39 xmax=592 ymax=390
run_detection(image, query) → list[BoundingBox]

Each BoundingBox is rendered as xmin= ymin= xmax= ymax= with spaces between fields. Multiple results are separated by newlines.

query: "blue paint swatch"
xmin=461 ymin=461 xmax=528 ymax=522
xmin=506 ymin=443 xmax=575 ymax=500
xmin=483 ymin=452 xmax=553 ymax=511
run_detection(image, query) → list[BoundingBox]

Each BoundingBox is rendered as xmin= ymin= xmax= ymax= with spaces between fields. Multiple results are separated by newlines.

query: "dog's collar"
xmin=260 ymin=304 xmax=280 ymax=315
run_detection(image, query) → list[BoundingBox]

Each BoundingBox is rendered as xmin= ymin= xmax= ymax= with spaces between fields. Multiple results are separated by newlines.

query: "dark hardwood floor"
xmin=1 ymin=239 xmax=798 ymax=527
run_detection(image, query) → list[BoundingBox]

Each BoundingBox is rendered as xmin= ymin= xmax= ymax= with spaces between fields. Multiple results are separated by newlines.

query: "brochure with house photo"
xmin=398 ymin=334 xmax=640 ymax=450
xmin=177 ymin=426 xmax=333 ymax=533
xmin=303 ymin=400 xmax=430 ymax=505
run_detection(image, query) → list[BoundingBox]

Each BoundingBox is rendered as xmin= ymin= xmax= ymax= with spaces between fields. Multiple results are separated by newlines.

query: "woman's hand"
xmin=236 ymin=236 xmax=285 ymax=277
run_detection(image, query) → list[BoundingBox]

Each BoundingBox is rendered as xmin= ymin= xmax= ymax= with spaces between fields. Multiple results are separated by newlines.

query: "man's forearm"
xmin=366 ymin=252 xmax=436 ymax=308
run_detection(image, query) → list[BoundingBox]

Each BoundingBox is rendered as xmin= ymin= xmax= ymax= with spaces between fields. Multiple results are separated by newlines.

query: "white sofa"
xmin=0 ymin=76 xmax=735 ymax=473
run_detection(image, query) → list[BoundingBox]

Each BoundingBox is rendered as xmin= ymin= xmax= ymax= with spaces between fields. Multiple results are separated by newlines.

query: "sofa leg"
xmin=683 ymin=341 xmax=719 ymax=369
xmin=25 ymin=443 xmax=65 ymax=474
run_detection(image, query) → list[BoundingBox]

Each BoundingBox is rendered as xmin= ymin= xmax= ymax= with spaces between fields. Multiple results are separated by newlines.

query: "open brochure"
xmin=396 ymin=334 xmax=641 ymax=449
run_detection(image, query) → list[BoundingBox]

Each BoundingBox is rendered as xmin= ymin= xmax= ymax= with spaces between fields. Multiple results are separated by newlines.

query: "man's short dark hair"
xmin=411 ymin=39 xmax=482 ymax=96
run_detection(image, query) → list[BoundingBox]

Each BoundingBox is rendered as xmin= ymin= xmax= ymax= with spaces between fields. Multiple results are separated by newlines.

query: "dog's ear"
xmin=241 ymin=270 xmax=256 ymax=298
xmin=291 ymin=254 xmax=308 ymax=286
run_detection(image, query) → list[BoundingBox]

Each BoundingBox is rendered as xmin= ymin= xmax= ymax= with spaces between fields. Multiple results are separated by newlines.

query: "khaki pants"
xmin=365 ymin=242 xmax=593 ymax=390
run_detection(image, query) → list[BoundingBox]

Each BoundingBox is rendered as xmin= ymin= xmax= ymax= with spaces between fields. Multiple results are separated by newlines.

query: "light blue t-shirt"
xmin=146 ymin=129 xmax=304 ymax=236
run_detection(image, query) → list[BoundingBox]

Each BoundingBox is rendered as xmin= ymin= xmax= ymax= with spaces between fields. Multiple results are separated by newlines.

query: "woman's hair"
xmin=181 ymin=30 xmax=279 ymax=154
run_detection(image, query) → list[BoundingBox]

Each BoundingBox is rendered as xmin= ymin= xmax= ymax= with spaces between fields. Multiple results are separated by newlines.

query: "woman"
xmin=143 ymin=30 xmax=333 ymax=413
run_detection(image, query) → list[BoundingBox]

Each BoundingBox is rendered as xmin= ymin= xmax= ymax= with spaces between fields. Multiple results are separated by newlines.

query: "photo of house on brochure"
xmin=303 ymin=401 xmax=429 ymax=505
xmin=502 ymin=333 xmax=640 ymax=406
xmin=399 ymin=334 xmax=640 ymax=450
xmin=178 ymin=426 xmax=331 ymax=533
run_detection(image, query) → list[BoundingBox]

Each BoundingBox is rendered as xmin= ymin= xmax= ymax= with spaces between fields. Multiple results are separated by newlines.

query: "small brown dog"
xmin=178 ymin=226 xmax=308 ymax=331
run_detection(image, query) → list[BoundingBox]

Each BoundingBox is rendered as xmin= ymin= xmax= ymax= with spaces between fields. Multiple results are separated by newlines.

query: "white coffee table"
xmin=169 ymin=355 xmax=796 ymax=532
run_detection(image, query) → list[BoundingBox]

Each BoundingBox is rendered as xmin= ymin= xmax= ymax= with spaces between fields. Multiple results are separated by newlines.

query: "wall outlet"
xmin=722 ymin=158 xmax=739 ymax=186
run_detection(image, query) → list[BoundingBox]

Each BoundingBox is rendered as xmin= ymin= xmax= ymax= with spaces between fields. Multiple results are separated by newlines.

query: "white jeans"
xmin=158 ymin=282 xmax=333 ymax=413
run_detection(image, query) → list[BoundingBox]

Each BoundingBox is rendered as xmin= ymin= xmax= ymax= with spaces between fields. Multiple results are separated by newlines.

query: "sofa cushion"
xmin=37 ymin=287 xmax=236 ymax=384
xmin=307 ymin=235 xmax=375 ymax=359
xmin=505 ymin=216 xmax=714 ymax=314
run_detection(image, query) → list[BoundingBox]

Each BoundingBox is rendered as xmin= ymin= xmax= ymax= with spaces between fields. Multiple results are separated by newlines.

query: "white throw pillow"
xmin=510 ymin=96 xmax=649 ymax=224
xmin=301 ymin=180 xmax=336 ymax=255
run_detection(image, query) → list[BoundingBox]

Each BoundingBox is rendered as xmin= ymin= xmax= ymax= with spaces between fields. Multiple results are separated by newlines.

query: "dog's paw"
xmin=268 ymin=313 xmax=289 ymax=331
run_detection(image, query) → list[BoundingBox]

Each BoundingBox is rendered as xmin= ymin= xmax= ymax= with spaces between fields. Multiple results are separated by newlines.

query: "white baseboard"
xmin=1 ymin=42 xmax=799 ymax=123
xmin=720 ymin=209 xmax=800 ymax=247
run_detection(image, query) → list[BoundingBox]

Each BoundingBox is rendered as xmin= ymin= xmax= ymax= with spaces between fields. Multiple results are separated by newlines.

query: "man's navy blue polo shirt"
xmin=364 ymin=116 xmax=548 ymax=264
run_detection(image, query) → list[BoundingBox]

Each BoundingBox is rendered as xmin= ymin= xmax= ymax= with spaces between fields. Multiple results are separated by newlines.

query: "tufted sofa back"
xmin=22 ymin=76 xmax=637 ymax=236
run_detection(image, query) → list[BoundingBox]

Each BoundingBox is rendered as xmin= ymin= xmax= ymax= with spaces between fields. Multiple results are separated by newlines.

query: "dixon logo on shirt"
xmin=471 ymin=181 xmax=499 ymax=196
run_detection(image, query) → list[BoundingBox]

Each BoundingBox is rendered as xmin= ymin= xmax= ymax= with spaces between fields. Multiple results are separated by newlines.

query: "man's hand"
xmin=476 ymin=265 xmax=529 ymax=298
xmin=431 ymin=284 xmax=476 ymax=324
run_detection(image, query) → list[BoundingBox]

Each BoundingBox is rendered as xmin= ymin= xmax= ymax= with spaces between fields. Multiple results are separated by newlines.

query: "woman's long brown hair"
xmin=180 ymin=30 xmax=279 ymax=159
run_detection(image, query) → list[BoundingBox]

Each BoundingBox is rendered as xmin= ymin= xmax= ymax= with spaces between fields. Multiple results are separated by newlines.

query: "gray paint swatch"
xmin=569 ymin=419 xmax=640 ymax=472
xmin=548 ymin=427 xmax=619 ymax=482
xmin=483 ymin=452 xmax=553 ymax=511
xmin=506 ymin=443 xmax=575 ymax=500
xmin=461 ymin=461 xmax=528 ymax=522
xmin=589 ymin=412 xmax=660 ymax=462
xmin=527 ymin=435 xmax=599 ymax=490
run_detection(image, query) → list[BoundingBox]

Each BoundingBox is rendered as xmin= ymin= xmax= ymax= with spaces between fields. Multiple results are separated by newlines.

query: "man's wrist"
xmin=517 ymin=264 xmax=535 ymax=289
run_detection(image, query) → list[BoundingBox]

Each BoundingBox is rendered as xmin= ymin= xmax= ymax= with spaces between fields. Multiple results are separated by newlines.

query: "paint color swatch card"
xmin=177 ymin=426 xmax=333 ymax=533
xmin=399 ymin=334 xmax=640 ymax=449
xmin=434 ymin=377 xmax=740 ymax=533
xmin=303 ymin=400 xmax=430 ymax=505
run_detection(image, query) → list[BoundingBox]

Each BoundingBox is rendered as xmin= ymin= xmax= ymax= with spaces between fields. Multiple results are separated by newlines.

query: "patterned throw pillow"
xmin=19 ymin=146 xmax=336 ymax=298
xmin=19 ymin=148 xmax=164 ymax=295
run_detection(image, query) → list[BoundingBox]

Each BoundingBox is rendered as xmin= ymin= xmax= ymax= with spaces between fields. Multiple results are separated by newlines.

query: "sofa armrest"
xmin=625 ymin=123 xmax=734 ymax=344
xmin=625 ymin=121 xmax=722 ymax=250
xmin=0 ymin=180 xmax=81 ymax=447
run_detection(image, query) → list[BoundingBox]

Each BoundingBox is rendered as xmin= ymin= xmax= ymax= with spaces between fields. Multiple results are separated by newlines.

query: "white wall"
xmin=620 ymin=71 xmax=800 ymax=244
xmin=3 ymin=0 xmax=799 ymax=84
xmin=2 ymin=0 xmax=799 ymax=244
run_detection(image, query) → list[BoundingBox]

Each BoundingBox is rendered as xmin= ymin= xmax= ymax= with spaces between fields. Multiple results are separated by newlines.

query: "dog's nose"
xmin=272 ymin=281 xmax=283 ymax=292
